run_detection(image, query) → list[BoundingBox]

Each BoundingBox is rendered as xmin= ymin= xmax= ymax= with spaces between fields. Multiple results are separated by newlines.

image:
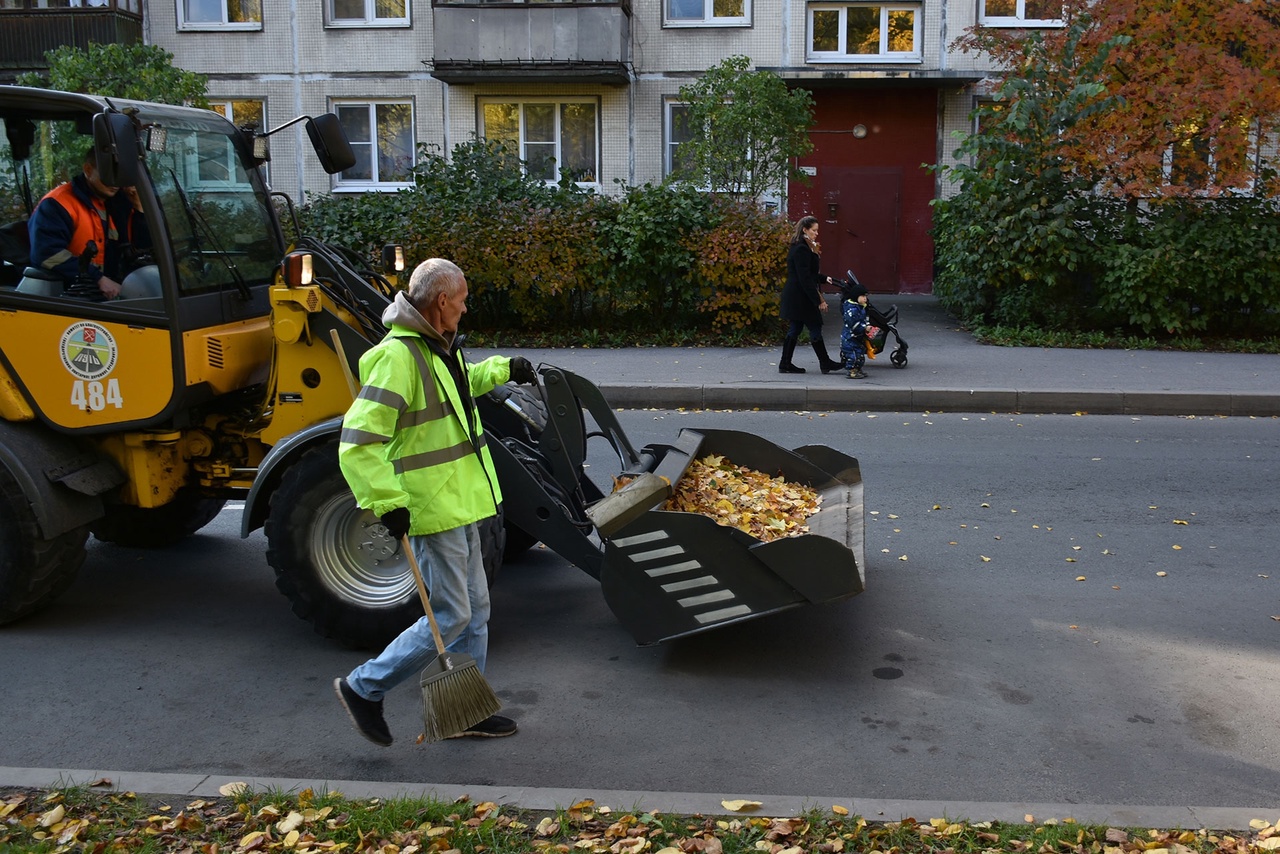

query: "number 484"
xmin=71 ymin=379 xmax=124 ymax=411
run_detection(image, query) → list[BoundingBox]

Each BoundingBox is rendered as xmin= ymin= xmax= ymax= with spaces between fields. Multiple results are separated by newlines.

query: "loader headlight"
xmin=382 ymin=244 xmax=405 ymax=273
xmin=145 ymin=125 xmax=167 ymax=153
xmin=282 ymin=251 xmax=313 ymax=287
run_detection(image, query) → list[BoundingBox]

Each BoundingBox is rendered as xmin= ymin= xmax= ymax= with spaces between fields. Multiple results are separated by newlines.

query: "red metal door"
xmin=825 ymin=167 xmax=901 ymax=293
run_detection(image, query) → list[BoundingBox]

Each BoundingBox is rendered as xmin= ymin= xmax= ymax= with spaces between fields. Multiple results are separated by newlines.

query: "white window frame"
xmin=663 ymin=0 xmax=750 ymax=27
xmin=664 ymin=101 xmax=697 ymax=182
xmin=663 ymin=99 xmax=783 ymax=202
xmin=331 ymin=100 xmax=416 ymax=192
xmin=807 ymin=3 xmax=921 ymax=63
xmin=325 ymin=0 xmax=409 ymax=27
xmin=978 ymin=0 xmax=1063 ymax=27
xmin=478 ymin=98 xmax=601 ymax=188
xmin=176 ymin=0 xmax=262 ymax=31
xmin=207 ymin=98 xmax=268 ymax=186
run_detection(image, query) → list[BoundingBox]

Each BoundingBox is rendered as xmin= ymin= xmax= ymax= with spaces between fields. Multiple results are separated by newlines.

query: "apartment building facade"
xmin=140 ymin=0 xmax=1049 ymax=293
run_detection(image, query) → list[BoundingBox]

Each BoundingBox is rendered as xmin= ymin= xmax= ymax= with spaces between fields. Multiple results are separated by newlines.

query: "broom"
xmin=329 ymin=330 xmax=501 ymax=742
xmin=402 ymin=535 xmax=502 ymax=742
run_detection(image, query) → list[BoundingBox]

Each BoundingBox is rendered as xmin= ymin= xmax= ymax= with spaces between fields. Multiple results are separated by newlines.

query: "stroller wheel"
xmin=890 ymin=348 xmax=908 ymax=368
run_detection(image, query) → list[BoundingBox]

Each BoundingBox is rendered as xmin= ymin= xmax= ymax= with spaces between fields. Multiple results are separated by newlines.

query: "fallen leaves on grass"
xmin=4 ymin=788 xmax=1280 ymax=854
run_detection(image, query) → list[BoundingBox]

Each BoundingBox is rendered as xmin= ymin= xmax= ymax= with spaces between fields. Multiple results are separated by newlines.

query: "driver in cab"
xmin=24 ymin=145 xmax=139 ymax=301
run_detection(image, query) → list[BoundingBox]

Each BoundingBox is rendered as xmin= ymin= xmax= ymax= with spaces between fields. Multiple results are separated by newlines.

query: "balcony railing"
xmin=430 ymin=0 xmax=631 ymax=84
xmin=0 ymin=1 xmax=143 ymax=80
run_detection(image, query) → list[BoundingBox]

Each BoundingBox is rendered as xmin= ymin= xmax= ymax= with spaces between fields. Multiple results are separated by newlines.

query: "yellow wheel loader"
xmin=0 ymin=85 xmax=865 ymax=649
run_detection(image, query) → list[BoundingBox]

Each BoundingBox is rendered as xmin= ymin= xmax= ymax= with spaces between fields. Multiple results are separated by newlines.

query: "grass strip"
xmin=3 ymin=785 xmax=1278 ymax=854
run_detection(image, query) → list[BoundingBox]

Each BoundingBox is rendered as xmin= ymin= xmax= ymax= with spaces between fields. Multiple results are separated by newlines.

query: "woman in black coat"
xmin=779 ymin=215 xmax=841 ymax=374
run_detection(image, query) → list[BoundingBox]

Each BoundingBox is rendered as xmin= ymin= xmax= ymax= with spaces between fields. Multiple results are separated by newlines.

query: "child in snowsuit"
xmin=840 ymin=288 xmax=870 ymax=379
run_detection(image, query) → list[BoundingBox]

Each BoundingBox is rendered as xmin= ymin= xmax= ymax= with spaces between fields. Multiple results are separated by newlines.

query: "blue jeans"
xmin=347 ymin=522 xmax=491 ymax=702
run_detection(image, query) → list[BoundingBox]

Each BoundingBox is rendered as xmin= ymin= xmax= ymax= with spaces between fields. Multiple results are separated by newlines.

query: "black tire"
xmin=265 ymin=444 xmax=505 ymax=650
xmin=479 ymin=512 xmax=507 ymax=584
xmin=890 ymin=348 xmax=908 ymax=368
xmin=0 ymin=465 xmax=90 ymax=625
xmin=91 ymin=489 xmax=226 ymax=548
xmin=503 ymin=523 xmax=539 ymax=560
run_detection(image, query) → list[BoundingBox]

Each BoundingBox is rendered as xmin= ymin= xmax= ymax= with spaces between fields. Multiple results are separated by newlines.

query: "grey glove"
xmin=380 ymin=507 xmax=411 ymax=541
xmin=509 ymin=356 xmax=537 ymax=385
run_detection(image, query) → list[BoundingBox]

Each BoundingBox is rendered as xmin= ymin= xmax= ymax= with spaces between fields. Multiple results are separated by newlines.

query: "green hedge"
xmin=1093 ymin=199 xmax=1280 ymax=337
xmin=298 ymin=140 xmax=789 ymax=336
xmin=934 ymin=190 xmax=1280 ymax=339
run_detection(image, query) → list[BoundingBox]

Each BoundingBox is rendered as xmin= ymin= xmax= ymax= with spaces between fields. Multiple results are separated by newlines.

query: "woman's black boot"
xmin=812 ymin=337 xmax=842 ymax=374
xmin=779 ymin=336 xmax=806 ymax=374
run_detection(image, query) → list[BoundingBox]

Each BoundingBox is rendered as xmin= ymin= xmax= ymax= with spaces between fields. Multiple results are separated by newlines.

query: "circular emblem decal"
xmin=60 ymin=322 xmax=118 ymax=381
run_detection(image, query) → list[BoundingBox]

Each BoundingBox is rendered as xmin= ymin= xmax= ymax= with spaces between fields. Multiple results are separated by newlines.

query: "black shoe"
xmin=334 ymin=677 xmax=393 ymax=746
xmin=820 ymin=360 xmax=843 ymax=375
xmin=446 ymin=713 xmax=518 ymax=739
xmin=778 ymin=363 xmax=806 ymax=374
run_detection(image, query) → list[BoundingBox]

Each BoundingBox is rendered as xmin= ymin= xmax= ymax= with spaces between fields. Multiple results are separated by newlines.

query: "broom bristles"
xmin=420 ymin=655 xmax=502 ymax=743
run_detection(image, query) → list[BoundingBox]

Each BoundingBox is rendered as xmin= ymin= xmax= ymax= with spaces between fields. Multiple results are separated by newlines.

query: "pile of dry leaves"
xmin=663 ymin=454 xmax=820 ymax=543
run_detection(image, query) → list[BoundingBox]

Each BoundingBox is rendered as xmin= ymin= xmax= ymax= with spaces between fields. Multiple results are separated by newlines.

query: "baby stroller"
xmin=838 ymin=270 xmax=909 ymax=368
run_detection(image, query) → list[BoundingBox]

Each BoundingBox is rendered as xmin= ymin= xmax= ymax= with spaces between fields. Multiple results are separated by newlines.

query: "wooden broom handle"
xmin=330 ymin=329 xmax=361 ymax=403
xmin=330 ymin=330 xmax=448 ymax=657
xmin=403 ymin=535 xmax=447 ymax=656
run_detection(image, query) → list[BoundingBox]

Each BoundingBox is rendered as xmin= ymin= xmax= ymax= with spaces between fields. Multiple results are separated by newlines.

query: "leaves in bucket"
xmin=664 ymin=453 xmax=821 ymax=542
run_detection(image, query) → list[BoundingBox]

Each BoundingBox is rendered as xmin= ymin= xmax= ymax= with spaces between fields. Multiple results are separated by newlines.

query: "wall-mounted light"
xmin=852 ymin=124 xmax=868 ymax=139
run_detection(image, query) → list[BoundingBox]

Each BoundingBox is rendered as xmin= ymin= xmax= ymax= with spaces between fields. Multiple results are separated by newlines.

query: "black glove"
xmin=509 ymin=356 xmax=537 ymax=385
xmin=380 ymin=507 xmax=411 ymax=541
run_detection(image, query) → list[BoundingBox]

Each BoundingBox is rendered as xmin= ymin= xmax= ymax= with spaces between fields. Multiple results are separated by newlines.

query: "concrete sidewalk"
xmin=473 ymin=295 xmax=1280 ymax=416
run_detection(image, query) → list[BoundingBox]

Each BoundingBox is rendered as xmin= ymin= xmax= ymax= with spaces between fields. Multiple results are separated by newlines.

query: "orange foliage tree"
xmin=961 ymin=0 xmax=1280 ymax=199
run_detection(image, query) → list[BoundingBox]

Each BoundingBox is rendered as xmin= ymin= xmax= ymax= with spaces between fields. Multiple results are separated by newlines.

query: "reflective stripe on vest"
xmin=339 ymin=426 xmax=390 ymax=446
xmin=391 ymin=337 xmax=487 ymax=473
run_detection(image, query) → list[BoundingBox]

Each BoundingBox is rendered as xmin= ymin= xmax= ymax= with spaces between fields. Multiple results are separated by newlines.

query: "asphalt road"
xmin=2 ymin=409 xmax=1277 ymax=809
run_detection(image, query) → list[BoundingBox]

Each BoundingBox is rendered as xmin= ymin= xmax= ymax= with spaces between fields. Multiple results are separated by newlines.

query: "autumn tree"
xmin=16 ymin=43 xmax=208 ymax=107
xmin=959 ymin=0 xmax=1280 ymax=198
xmin=675 ymin=55 xmax=815 ymax=201
xmin=933 ymin=0 xmax=1280 ymax=336
xmin=4 ymin=45 xmax=210 ymax=209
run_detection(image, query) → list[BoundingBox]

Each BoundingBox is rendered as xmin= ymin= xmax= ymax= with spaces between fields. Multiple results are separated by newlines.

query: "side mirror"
xmin=92 ymin=112 xmax=142 ymax=188
xmin=4 ymin=118 xmax=35 ymax=162
xmin=306 ymin=113 xmax=356 ymax=175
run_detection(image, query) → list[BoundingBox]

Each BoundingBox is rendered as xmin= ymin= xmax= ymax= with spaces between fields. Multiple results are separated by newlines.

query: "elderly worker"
xmin=333 ymin=258 xmax=536 ymax=746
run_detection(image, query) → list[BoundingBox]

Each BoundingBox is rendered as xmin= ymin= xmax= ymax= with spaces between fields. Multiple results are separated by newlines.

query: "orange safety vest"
xmin=39 ymin=181 xmax=117 ymax=270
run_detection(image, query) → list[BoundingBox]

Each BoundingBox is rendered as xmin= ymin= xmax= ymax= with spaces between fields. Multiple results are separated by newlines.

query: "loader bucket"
xmin=599 ymin=428 xmax=864 ymax=645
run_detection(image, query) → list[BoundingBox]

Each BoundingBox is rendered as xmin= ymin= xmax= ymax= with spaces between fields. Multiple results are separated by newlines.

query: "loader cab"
xmin=0 ymin=85 xmax=353 ymax=436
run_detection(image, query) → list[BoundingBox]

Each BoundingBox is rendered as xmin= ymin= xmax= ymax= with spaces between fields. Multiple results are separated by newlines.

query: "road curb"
xmin=596 ymin=384 xmax=1280 ymax=417
xmin=2 ymin=767 xmax=1274 ymax=831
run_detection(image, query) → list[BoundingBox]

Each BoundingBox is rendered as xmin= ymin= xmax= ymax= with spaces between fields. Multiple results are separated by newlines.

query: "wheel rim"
xmin=311 ymin=492 xmax=414 ymax=609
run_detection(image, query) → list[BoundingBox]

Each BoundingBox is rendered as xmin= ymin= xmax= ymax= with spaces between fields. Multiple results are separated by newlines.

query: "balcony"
xmin=430 ymin=0 xmax=631 ymax=85
xmin=0 ymin=1 xmax=143 ymax=82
